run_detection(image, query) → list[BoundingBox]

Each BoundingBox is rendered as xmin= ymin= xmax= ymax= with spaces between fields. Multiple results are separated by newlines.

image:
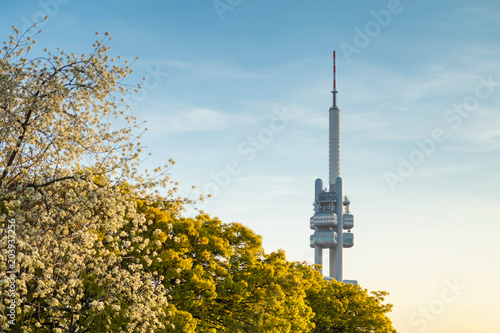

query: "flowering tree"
xmin=0 ymin=24 xmax=176 ymax=332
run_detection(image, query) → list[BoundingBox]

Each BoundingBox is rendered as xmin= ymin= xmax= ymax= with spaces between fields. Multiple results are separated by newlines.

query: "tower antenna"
xmin=332 ymin=51 xmax=338 ymax=108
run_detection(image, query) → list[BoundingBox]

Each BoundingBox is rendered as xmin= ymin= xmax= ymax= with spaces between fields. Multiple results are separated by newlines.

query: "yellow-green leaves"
xmin=306 ymin=280 xmax=397 ymax=333
xmin=136 ymin=200 xmax=397 ymax=333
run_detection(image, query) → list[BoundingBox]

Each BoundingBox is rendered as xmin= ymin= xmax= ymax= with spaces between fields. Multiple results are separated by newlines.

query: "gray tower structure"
xmin=309 ymin=51 xmax=356 ymax=284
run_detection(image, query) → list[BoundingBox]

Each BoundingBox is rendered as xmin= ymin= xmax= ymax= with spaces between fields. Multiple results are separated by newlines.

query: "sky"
xmin=1 ymin=0 xmax=500 ymax=332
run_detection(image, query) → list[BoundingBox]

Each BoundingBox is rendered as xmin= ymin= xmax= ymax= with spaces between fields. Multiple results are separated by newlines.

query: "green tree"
xmin=136 ymin=199 xmax=397 ymax=333
xmin=138 ymin=203 xmax=316 ymax=332
xmin=306 ymin=279 xmax=397 ymax=333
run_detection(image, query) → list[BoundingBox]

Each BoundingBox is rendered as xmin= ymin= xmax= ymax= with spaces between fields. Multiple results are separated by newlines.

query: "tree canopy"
xmin=0 ymin=24 xmax=397 ymax=332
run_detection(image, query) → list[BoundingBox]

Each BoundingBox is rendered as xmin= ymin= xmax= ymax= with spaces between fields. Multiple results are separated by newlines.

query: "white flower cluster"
xmin=0 ymin=25 xmax=180 ymax=332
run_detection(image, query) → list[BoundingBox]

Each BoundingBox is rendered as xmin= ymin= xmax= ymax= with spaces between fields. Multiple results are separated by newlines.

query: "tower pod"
xmin=343 ymin=214 xmax=354 ymax=230
xmin=343 ymin=232 xmax=354 ymax=248
xmin=310 ymin=230 xmax=338 ymax=248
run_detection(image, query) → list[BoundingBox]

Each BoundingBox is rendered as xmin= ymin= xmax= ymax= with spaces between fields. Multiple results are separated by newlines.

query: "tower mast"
xmin=329 ymin=51 xmax=340 ymax=186
xmin=332 ymin=50 xmax=338 ymax=108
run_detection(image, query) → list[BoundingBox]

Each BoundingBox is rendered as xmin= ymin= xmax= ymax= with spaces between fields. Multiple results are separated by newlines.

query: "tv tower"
xmin=309 ymin=51 xmax=356 ymax=284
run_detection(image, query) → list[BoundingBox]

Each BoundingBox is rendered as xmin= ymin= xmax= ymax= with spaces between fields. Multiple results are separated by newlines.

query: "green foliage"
xmin=137 ymin=204 xmax=316 ymax=332
xmin=306 ymin=280 xmax=397 ymax=333
xmin=137 ymin=202 xmax=397 ymax=332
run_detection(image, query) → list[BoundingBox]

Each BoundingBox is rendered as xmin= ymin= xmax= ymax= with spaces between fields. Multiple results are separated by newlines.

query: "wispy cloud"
xmin=145 ymin=105 xmax=257 ymax=134
xmin=151 ymin=58 xmax=266 ymax=80
xmin=453 ymin=128 xmax=500 ymax=153
xmin=453 ymin=5 xmax=500 ymax=22
xmin=416 ymin=164 xmax=481 ymax=179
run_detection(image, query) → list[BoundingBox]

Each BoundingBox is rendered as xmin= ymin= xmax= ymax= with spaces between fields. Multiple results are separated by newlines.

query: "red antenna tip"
xmin=333 ymin=51 xmax=336 ymax=91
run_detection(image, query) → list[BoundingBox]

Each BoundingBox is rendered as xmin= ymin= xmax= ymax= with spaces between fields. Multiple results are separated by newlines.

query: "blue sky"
xmin=2 ymin=1 xmax=500 ymax=332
